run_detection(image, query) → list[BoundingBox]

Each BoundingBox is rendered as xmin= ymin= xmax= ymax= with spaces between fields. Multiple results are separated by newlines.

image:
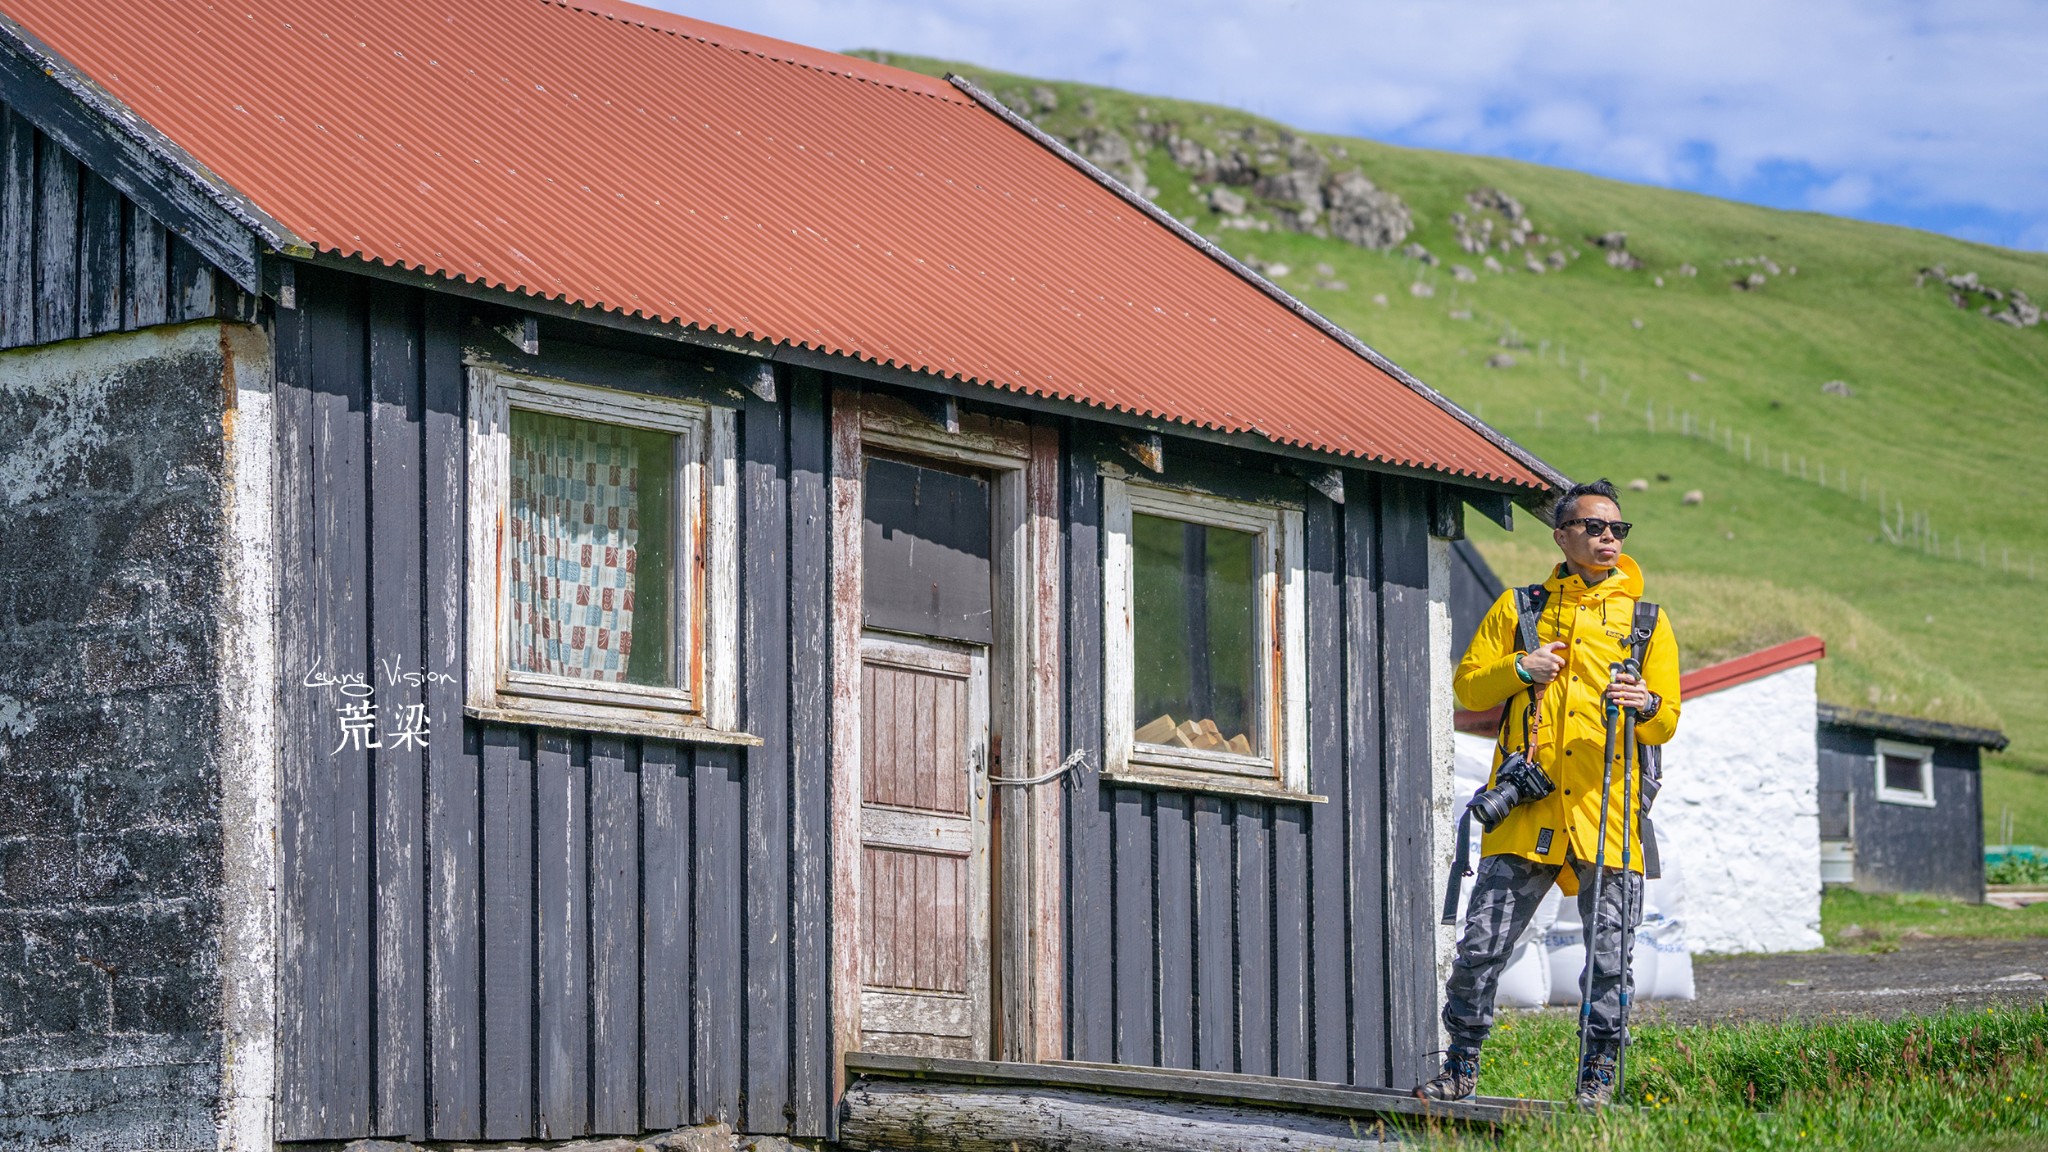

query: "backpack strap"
xmin=1513 ymin=584 xmax=1549 ymax=655
xmin=1628 ymin=598 xmax=1664 ymax=878
xmin=1629 ymin=600 xmax=1659 ymax=667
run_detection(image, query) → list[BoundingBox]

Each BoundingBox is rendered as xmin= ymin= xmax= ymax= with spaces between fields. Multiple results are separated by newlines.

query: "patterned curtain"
xmin=507 ymin=414 xmax=642 ymax=681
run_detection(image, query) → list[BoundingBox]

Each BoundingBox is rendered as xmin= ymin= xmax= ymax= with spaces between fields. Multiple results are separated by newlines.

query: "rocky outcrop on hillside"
xmin=1452 ymin=188 xmax=1575 ymax=273
xmin=1150 ymin=122 xmax=1411 ymax=250
xmin=1588 ymin=231 xmax=1644 ymax=271
xmin=1917 ymin=265 xmax=2041 ymax=327
xmin=1726 ymin=254 xmax=1793 ymax=291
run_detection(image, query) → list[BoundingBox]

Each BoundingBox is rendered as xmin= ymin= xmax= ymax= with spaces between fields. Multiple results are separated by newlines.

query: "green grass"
xmin=1412 ymin=1006 xmax=2048 ymax=1152
xmin=1820 ymin=887 xmax=2048 ymax=949
xmin=862 ymin=53 xmax=2048 ymax=781
xmin=1986 ymin=761 xmax=2048 ymax=848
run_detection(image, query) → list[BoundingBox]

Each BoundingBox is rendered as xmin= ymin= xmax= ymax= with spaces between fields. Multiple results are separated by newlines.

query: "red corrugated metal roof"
xmin=5 ymin=0 xmax=1546 ymax=487
xmin=1680 ymin=635 xmax=1826 ymax=699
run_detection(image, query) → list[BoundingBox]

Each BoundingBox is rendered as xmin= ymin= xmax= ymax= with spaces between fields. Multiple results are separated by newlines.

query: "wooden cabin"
xmin=0 ymin=1 xmax=1563 ymax=1148
xmin=1817 ymin=705 xmax=2005 ymax=904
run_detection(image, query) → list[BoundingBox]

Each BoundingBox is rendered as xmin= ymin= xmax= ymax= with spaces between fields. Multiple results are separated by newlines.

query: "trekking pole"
xmin=1613 ymin=658 xmax=1641 ymax=1102
xmin=1576 ymin=662 xmax=1625 ymax=1099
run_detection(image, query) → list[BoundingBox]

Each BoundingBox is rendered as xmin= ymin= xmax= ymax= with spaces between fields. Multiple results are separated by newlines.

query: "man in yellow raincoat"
xmin=1413 ymin=479 xmax=1680 ymax=1107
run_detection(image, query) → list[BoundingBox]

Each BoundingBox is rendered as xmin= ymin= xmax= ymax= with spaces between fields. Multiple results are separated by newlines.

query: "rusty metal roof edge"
xmin=0 ymin=9 xmax=310 ymax=290
xmin=546 ymin=0 xmax=967 ymax=104
xmin=947 ymin=72 xmax=1567 ymax=495
xmin=294 ymin=246 xmax=1538 ymax=494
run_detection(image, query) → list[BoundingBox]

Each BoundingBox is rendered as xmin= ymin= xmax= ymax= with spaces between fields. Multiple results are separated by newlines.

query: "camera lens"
xmin=1470 ymin=783 xmax=1520 ymax=831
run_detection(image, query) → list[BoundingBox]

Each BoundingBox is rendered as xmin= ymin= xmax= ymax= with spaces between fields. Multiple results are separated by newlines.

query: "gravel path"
xmin=1631 ymin=937 xmax=2048 ymax=1026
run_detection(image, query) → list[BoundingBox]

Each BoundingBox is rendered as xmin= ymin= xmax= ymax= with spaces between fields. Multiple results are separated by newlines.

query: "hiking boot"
xmin=1576 ymin=1048 xmax=1618 ymax=1109
xmin=1413 ymin=1048 xmax=1480 ymax=1102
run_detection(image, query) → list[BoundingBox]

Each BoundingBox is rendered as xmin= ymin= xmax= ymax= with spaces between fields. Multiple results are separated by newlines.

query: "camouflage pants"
xmin=1441 ymin=852 xmax=1642 ymax=1052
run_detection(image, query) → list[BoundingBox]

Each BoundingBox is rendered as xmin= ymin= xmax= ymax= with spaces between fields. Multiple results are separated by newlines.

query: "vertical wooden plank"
xmin=1236 ymin=804 xmax=1273 ymax=1077
xmin=1307 ymin=493 xmax=1357 ymax=1084
xmin=741 ymin=384 xmax=792 ymax=1133
xmin=1191 ymin=795 xmax=1232 ymax=1074
xmin=75 ymin=172 xmax=121 ymax=336
xmin=694 ymin=745 xmax=744 ymax=1123
xmin=169 ymin=232 xmax=216 ymax=320
xmin=480 ymin=725 xmax=535 ymax=1138
xmin=536 ymin=733 xmax=590 ymax=1138
xmin=826 ymin=386 xmax=864 ymax=1125
xmin=589 ymin=737 xmax=640 ymax=1134
xmin=788 ymin=374 xmax=831 ymax=1137
xmin=368 ymin=288 xmax=426 ymax=1138
xmin=122 ymin=200 xmax=167 ymax=330
xmin=276 ymin=270 xmax=374 ymax=1137
xmin=1062 ymin=427 xmax=1113 ymax=1064
xmin=640 ymin=741 xmax=692 ymax=1131
xmin=271 ymin=278 xmax=325 ymax=1136
xmin=1110 ymin=788 xmax=1155 ymax=1066
xmin=1271 ymin=803 xmax=1310 ymax=1080
xmin=1343 ymin=478 xmax=1390 ymax=1089
xmin=1378 ymin=477 xmax=1436 ymax=1090
xmin=422 ymin=295 xmax=480 ymax=1138
xmin=0 ymin=108 xmax=33 ymax=347
xmin=1027 ymin=422 xmax=1066 ymax=1062
xmin=1154 ymin=793 xmax=1193 ymax=1070
xmin=33 ymin=135 xmax=78 ymax=343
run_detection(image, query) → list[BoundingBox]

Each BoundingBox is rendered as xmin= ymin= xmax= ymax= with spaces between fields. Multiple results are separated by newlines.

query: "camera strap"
xmin=1443 ymin=585 xmax=1550 ymax=925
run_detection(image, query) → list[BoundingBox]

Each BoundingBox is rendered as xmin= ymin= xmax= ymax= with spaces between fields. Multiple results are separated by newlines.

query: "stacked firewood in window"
xmin=1135 ymin=714 xmax=1253 ymax=756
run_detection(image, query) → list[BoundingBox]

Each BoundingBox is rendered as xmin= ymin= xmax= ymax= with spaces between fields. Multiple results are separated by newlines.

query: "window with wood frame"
xmin=465 ymin=365 xmax=741 ymax=739
xmin=1874 ymin=738 xmax=1936 ymax=807
xmin=1103 ymin=477 xmax=1307 ymax=796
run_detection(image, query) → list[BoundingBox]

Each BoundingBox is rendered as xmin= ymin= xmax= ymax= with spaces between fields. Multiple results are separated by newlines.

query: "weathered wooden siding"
xmin=1060 ymin=432 xmax=1441 ymax=1090
xmin=273 ymin=266 xmax=832 ymax=1142
xmin=0 ymin=103 xmax=236 ymax=349
xmin=1817 ymin=728 xmax=1984 ymax=903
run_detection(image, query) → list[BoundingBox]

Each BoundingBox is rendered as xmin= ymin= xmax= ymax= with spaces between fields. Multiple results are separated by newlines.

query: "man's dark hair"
xmin=1552 ymin=478 xmax=1620 ymax=525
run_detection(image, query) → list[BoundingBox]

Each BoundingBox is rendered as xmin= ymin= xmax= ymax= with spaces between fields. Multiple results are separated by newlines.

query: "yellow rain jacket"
xmin=1455 ymin=554 xmax=1680 ymax=892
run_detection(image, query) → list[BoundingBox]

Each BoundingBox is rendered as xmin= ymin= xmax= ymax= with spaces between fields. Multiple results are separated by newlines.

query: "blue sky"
xmin=649 ymin=0 xmax=2048 ymax=253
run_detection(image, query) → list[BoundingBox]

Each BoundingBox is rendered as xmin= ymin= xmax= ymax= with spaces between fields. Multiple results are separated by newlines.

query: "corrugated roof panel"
xmin=4 ymin=0 xmax=1545 ymax=487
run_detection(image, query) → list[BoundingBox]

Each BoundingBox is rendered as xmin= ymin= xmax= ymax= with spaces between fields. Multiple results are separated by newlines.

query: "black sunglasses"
xmin=1560 ymin=517 xmax=1632 ymax=540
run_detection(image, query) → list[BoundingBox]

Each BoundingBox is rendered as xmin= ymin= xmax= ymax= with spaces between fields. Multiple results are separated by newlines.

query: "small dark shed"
xmin=1817 ymin=704 xmax=2007 ymax=904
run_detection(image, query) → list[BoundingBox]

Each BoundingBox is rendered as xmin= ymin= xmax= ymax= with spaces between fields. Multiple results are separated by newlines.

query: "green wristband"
xmin=1514 ymin=655 xmax=1533 ymax=684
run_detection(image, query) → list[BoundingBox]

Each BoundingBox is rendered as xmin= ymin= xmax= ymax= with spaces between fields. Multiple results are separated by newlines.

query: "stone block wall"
xmin=0 ymin=323 xmax=232 ymax=1151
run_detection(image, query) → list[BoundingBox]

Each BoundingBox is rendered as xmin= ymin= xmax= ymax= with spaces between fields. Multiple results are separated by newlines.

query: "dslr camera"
xmin=1467 ymin=750 xmax=1555 ymax=831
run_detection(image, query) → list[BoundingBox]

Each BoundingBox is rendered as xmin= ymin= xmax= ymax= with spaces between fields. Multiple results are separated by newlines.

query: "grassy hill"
xmin=862 ymin=53 xmax=2048 ymax=836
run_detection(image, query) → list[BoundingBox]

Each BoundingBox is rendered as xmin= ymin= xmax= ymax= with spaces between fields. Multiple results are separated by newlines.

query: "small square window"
xmin=1873 ymin=739 xmax=1935 ymax=807
xmin=467 ymin=366 xmax=739 ymax=739
xmin=1103 ymin=477 xmax=1306 ymax=796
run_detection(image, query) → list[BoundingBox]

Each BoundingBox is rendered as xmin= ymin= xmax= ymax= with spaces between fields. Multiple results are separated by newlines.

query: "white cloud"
xmin=648 ymin=0 xmax=2048 ymax=249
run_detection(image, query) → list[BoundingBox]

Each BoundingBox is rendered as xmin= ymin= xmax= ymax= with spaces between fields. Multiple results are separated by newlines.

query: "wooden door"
xmin=857 ymin=633 xmax=990 ymax=1057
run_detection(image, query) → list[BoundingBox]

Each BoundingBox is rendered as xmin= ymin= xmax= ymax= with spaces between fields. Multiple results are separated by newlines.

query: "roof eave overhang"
xmin=945 ymin=73 xmax=1572 ymax=501
xmin=1816 ymin=702 xmax=2009 ymax=753
xmin=0 ymin=12 xmax=308 ymax=294
xmin=291 ymin=246 xmax=1542 ymax=500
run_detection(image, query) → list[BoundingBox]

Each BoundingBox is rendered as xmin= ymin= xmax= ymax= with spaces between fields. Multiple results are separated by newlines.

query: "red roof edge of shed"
xmin=1679 ymin=635 xmax=1826 ymax=700
xmin=1455 ymin=635 xmax=1828 ymax=734
xmin=948 ymin=74 xmax=1569 ymax=495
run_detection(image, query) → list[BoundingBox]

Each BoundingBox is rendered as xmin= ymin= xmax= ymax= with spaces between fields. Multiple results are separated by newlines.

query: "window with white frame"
xmin=1103 ymin=476 xmax=1307 ymax=795
xmin=1874 ymin=738 xmax=1936 ymax=807
xmin=466 ymin=365 xmax=739 ymax=736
